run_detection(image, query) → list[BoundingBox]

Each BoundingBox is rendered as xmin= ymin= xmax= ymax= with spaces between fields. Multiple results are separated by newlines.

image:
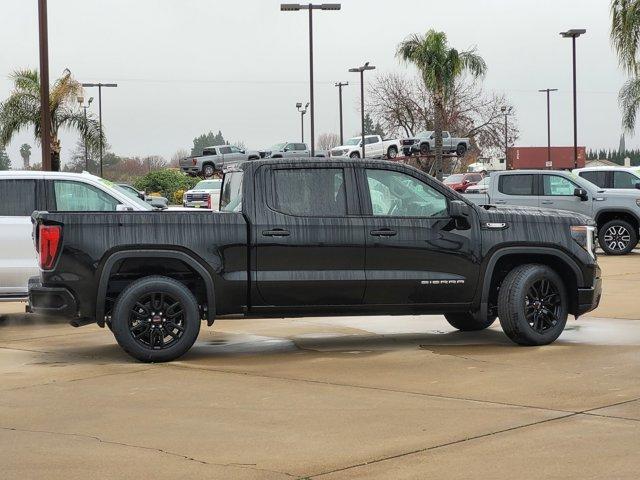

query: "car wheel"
xmin=387 ymin=146 xmax=398 ymax=159
xmin=445 ymin=312 xmax=496 ymax=331
xmin=349 ymin=152 xmax=360 ymax=159
xmin=202 ymin=164 xmax=215 ymax=178
xmin=498 ymin=264 xmax=568 ymax=346
xmin=598 ymin=220 xmax=638 ymax=255
xmin=111 ymin=276 xmax=201 ymax=362
xmin=456 ymin=144 xmax=467 ymax=156
xmin=419 ymin=143 xmax=430 ymax=155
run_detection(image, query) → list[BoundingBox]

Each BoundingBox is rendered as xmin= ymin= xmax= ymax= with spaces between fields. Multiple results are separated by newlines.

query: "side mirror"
xmin=449 ymin=200 xmax=471 ymax=219
xmin=137 ymin=191 xmax=145 ymax=200
xmin=116 ymin=204 xmax=133 ymax=212
xmin=635 ymin=182 xmax=640 ymax=190
xmin=283 ymin=147 xmax=289 ymax=152
xmin=574 ymin=187 xmax=589 ymax=201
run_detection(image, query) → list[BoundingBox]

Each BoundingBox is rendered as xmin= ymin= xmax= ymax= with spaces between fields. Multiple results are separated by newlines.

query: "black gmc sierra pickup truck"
xmin=29 ymin=158 xmax=602 ymax=362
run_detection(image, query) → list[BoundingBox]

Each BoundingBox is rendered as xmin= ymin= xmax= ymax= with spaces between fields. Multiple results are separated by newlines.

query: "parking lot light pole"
xmin=560 ymin=29 xmax=586 ymax=169
xmin=349 ymin=63 xmax=376 ymax=158
xmin=38 ymin=0 xmax=51 ymax=171
xmin=334 ymin=81 xmax=348 ymax=145
xmin=81 ymin=82 xmax=117 ymax=177
xmin=281 ymin=3 xmax=341 ymax=157
xmin=538 ymin=88 xmax=558 ymax=167
xmin=77 ymin=96 xmax=93 ymax=172
xmin=296 ymin=102 xmax=309 ymax=142
xmin=501 ymin=106 xmax=512 ymax=164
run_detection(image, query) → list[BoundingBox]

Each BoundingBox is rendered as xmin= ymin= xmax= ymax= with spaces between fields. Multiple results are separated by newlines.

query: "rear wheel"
xmin=111 ymin=276 xmax=201 ymax=362
xmin=386 ymin=146 xmax=398 ymax=159
xmin=202 ymin=164 xmax=215 ymax=178
xmin=598 ymin=219 xmax=637 ymax=255
xmin=445 ymin=312 xmax=496 ymax=331
xmin=498 ymin=264 xmax=568 ymax=346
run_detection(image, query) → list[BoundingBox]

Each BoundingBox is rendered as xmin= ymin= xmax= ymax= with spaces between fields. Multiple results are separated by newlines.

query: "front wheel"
xmin=419 ymin=143 xmax=430 ymax=155
xmin=498 ymin=264 xmax=568 ymax=346
xmin=598 ymin=220 xmax=638 ymax=255
xmin=456 ymin=144 xmax=467 ymax=156
xmin=349 ymin=151 xmax=360 ymax=159
xmin=111 ymin=276 xmax=201 ymax=362
xmin=445 ymin=312 xmax=496 ymax=331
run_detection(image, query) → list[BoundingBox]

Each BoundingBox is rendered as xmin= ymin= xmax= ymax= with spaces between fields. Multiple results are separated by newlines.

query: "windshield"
xmin=194 ymin=180 xmax=222 ymax=190
xmin=444 ymin=174 xmax=464 ymax=184
xmin=345 ymin=138 xmax=361 ymax=146
xmin=270 ymin=143 xmax=287 ymax=151
xmin=220 ymin=171 xmax=243 ymax=212
xmin=102 ymin=181 xmax=153 ymax=210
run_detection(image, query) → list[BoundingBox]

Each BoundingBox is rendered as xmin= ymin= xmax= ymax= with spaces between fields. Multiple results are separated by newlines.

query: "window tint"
xmin=272 ymin=168 xmax=346 ymax=216
xmin=230 ymin=146 xmax=242 ymax=153
xmin=53 ymin=181 xmax=120 ymax=211
xmin=218 ymin=146 xmax=232 ymax=155
xmin=579 ymin=170 xmax=608 ymax=188
xmin=202 ymin=148 xmax=217 ymax=156
xmin=613 ymin=171 xmax=640 ymax=189
xmin=442 ymin=131 xmax=450 ymax=138
xmin=220 ymin=171 xmax=243 ymax=212
xmin=498 ymin=175 xmax=535 ymax=196
xmin=542 ymin=175 xmax=578 ymax=196
xmin=295 ymin=143 xmax=307 ymax=151
xmin=365 ymin=136 xmax=378 ymax=144
xmin=366 ymin=169 xmax=447 ymax=217
xmin=0 ymin=179 xmax=37 ymax=216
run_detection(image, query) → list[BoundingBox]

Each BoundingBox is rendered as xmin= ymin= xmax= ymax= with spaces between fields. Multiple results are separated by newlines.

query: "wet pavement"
xmin=1 ymin=254 xmax=639 ymax=479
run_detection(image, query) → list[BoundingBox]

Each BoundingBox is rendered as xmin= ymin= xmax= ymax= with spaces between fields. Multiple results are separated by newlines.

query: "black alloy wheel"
xmin=128 ymin=292 xmax=185 ymax=350
xmin=524 ymin=279 xmax=561 ymax=334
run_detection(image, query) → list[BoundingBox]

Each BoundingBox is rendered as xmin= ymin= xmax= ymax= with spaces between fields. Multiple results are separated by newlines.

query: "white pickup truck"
xmin=329 ymin=135 xmax=400 ymax=159
xmin=401 ymin=131 xmax=470 ymax=157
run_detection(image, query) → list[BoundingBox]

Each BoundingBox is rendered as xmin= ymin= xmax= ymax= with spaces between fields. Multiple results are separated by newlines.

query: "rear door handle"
xmin=262 ymin=228 xmax=290 ymax=237
xmin=541 ymin=201 xmax=553 ymax=205
xmin=494 ymin=200 xmax=506 ymax=204
xmin=370 ymin=228 xmax=397 ymax=237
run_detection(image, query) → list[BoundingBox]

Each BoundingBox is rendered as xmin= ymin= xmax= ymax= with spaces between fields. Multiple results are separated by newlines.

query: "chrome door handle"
xmin=262 ymin=229 xmax=290 ymax=237
xmin=370 ymin=229 xmax=397 ymax=237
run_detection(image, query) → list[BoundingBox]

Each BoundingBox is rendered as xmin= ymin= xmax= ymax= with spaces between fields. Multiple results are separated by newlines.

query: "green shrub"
xmin=133 ymin=169 xmax=200 ymax=204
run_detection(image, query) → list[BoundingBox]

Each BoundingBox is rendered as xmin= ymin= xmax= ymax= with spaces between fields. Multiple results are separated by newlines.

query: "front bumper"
xmin=402 ymin=145 xmax=419 ymax=156
xmin=183 ymin=201 xmax=209 ymax=208
xmin=576 ymin=275 xmax=602 ymax=317
xmin=28 ymin=278 xmax=78 ymax=318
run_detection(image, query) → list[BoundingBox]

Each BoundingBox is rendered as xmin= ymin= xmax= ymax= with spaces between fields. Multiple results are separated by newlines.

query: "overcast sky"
xmin=0 ymin=0 xmax=631 ymax=166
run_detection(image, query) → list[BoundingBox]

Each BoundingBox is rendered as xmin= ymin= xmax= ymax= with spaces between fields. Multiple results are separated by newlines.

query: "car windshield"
xmin=194 ymin=180 xmax=222 ymax=190
xmin=101 ymin=180 xmax=153 ymax=210
xmin=444 ymin=174 xmax=464 ymax=184
xmin=270 ymin=143 xmax=287 ymax=151
xmin=345 ymin=138 xmax=361 ymax=146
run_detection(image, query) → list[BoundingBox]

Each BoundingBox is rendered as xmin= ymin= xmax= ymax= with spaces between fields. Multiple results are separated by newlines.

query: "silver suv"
xmin=180 ymin=145 xmax=260 ymax=177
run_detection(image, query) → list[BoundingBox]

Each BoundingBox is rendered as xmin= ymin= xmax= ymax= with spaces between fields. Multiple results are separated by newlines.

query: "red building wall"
xmin=507 ymin=146 xmax=586 ymax=170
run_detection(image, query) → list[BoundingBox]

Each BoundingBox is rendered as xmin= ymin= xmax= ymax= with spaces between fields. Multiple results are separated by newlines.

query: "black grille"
xmin=401 ymin=139 xmax=416 ymax=146
xmin=186 ymin=193 xmax=209 ymax=202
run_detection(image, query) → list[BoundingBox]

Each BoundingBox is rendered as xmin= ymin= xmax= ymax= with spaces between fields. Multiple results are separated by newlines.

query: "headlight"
xmin=570 ymin=225 xmax=596 ymax=259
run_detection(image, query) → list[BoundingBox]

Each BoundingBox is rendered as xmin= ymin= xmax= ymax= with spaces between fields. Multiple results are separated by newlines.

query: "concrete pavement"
xmin=1 ymin=254 xmax=639 ymax=479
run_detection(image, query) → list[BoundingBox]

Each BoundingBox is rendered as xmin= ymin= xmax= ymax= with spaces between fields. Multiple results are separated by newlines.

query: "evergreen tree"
xmin=191 ymin=130 xmax=226 ymax=156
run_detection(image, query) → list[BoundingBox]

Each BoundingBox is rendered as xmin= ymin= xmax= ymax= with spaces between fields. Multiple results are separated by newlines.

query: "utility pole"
xmin=38 ymin=0 xmax=51 ymax=171
xmin=538 ymin=88 xmax=558 ymax=167
xmin=560 ymin=29 xmax=586 ymax=169
xmin=335 ymin=81 xmax=348 ymax=145
xmin=349 ymin=62 xmax=376 ymax=158
xmin=82 ymin=83 xmax=117 ymax=177
xmin=501 ymin=106 xmax=512 ymax=163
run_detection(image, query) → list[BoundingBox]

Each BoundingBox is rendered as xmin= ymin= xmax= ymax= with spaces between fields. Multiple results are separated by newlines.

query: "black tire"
xmin=456 ymin=144 xmax=467 ymax=156
xmin=349 ymin=151 xmax=360 ymax=159
xmin=445 ymin=312 xmax=496 ymax=331
xmin=202 ymin=164 xmax=215 ymax=178
xmin=387 ymin=146 xmax=398 ymax=159
xmin=419 ymin=143 xmax=430 ymax=155
xmin=498 ymin=264 xmax=568 ymax=346
xmin=111 ymin=276 xmax=201 ymax=362
xmin=598 ymin=219 xmax=638 ymax=255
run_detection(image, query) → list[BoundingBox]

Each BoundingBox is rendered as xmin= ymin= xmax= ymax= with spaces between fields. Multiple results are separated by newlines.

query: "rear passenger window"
xmin=271 ymin=168 xmax=346 ymax=217
xmin=0 ymin=179 xmax=37 ymax=216
xmin=218 ymin=146 xmax=232 ymax=155
xmin=53 ymin=181 xmax=120 ymax=211
xmin=613 ymin=171 xmax=640 ymax=189
xmin=579 ymin=171 xmax=608 ymax=188
xmin=498 ymin=175 xmax=535 ymax=195
xmin=295 ymin=143 xmax=307 ymax=151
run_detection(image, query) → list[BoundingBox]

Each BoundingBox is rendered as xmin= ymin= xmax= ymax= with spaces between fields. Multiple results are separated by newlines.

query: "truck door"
xmin=492 ymin=173 xmax=539 ymax=208
xmin=359 ymin=167 xmax=481 ymax=305
xmin=539 ymin=173 xmax=592 ymax=216
xmin=442 ymin=131 xmax=452 ymax=151
xmin=254 ymin=164 xmax=366 ymax=306
xmin=218 ymin=146 xmax=233 ymax=167
xmin=366 ymin=136 xmax=382 ymax=158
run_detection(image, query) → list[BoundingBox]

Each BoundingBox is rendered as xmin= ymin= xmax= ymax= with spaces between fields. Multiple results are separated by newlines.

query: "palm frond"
xmin=9 ymin=69 xmax=40 ymax=95
xmin=619 ymin=76 xmax=640 ymax=130
xmin=611 ymin=0 xmax=640 ymax=73
xmin=56 ymin=108 xmax=104 ymax=151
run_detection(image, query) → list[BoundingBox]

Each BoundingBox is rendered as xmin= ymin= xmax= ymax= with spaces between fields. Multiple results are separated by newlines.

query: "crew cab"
xmin=180 ymin=145 xmax=260 ymax=177
xmin=260 ymin=142 xmax=327 ymax=159
xmin=401 ymin=131 xmax=470 ymax=157
xmin=573 ymin=166 xmax=640 ymax=190
xmin=464 ymin=170 xmax=640 ymax=255
xmin=29 ymin=159 xmax=601 ymax=362
xmin=329 ymin=135 xmax=400 ymax=159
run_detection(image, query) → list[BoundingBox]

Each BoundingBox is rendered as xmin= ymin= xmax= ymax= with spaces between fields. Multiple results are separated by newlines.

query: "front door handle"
xmin=262 ymin=228 xmax=290 ymax=237
xmin=494 ymin=200 xmax=506 ymax=204
xmin=370 ymin=228 xmax=397 ymax=237
xmin=541 ymin=201 xmax=553 ymax=205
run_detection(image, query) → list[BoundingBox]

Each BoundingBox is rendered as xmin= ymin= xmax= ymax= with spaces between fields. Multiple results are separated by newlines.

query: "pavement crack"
xmin=0 ymin=426 xmax=295 ymax=478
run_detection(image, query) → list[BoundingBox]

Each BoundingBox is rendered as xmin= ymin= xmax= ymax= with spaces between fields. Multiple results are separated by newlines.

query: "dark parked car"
xmin=29 ymin=159 xmax=601 ymax=362
xmin=117 ymin=183 xmax=168 ymax=209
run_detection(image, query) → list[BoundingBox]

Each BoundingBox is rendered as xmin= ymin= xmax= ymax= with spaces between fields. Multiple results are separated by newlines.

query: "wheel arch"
xmin=96 ymin=249 xmax=216 ymax=327
xmin=594 ymin=209 xmax=639 ymax=233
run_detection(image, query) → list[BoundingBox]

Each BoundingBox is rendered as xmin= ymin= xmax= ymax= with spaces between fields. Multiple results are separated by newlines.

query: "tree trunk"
xmin=434 ymin=95 xmax=444 ymax=181
xmin=51 ymin=136 xmax=61 ymax=172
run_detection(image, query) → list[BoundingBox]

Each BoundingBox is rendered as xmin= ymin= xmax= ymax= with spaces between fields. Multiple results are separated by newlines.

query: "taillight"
xmin=192 ymin=158 xmax=197 ymax=166
xmin=206 ymin=193 xmax=212 ymax=209
xmin=39 ymin=225 xmax=62 ymax=270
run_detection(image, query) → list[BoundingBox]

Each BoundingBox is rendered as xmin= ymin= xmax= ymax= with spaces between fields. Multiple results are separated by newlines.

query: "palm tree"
xmin=396 ymin=30 xmax=486 ymax=179
xmin=611 ymin=1 xmax=640 ymax=131
xmin=0 ymin=69 xmax=102 ymax=171
xmin=19 ymin=143 xmax=31 ymax=168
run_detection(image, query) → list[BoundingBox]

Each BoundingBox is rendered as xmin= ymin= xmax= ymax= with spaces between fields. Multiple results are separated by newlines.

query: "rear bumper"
xmin=576 ymin=275 xmax=602 ymax=317
xmin=180 ymin=166 xmax=201 ymax=174
xmin=28 ymin=278 xmax=78 ymax=318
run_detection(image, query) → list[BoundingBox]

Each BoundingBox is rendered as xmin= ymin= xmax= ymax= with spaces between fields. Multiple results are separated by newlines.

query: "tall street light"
xmin=538 ymin=88 xmax=558 ymax=167
xmin=81 ymin=82 xmax=117 ymax=177
xmin=38 ymin=0 xmax=52 ymax=171
xmin=501 ymin=106 xmax=513 ymax=164
xmin=77 ymin=96 xmax=93 ymax=172
xmin=560 ymin=28 xmax=586 ymax=169
xmin=349 ymin=62 xmax=376 ymax=158
xmin=281 ymin=3 xmax=341 ymax=157
xmin=296 ymin=102 xmax=309 ymax=143
xmin=334 ymin=81 xmax=348 ymax=145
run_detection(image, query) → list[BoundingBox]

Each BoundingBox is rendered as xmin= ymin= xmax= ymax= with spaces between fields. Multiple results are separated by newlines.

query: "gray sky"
xmin=0 ymin=0 xmax=630 ymax=166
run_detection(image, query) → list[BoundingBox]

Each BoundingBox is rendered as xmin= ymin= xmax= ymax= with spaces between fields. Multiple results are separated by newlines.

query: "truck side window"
xmin=0 ymin=179 xmax=37 ymax=216
xmin=220 ymin=171 xmax=243 ymax=212
xmin=295 ymin=143 xmax=307 ymax=151
xmin=498 ymin=175 xmax=534 ymax=196
xmin=579 ymin=171 xmax=608 ymax=188
xmin=365 ymin=169 xmax=447 ymax=217
xmin=271 ymin=168 xmax=346 ymax=217
xmin=219 ymin=146 xmax=232 ymax=155
xmin=53 ymin=181 xmax=120 ymax=211
xmin=613 ymin=171 xmax=640 ymax=189
xmin=542 ymin=175 xmax=578 ymax=196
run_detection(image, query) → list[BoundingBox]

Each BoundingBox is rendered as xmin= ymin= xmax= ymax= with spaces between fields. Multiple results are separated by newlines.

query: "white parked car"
xmin=182 ymin=179 xmax=222 ymax=209
xmin=0 ymin=171 xmax=153 ymax=301
xmin=573 ymin=166 xmax=640 ymax=190
xmin=329 ymin=135 xmax=401 ymax=159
